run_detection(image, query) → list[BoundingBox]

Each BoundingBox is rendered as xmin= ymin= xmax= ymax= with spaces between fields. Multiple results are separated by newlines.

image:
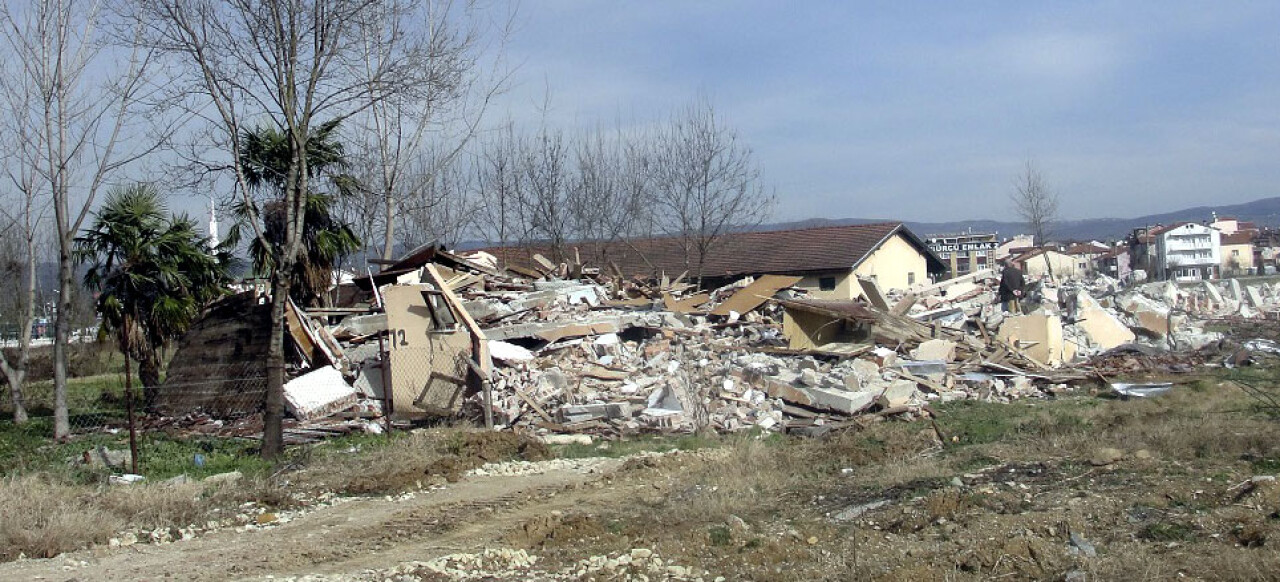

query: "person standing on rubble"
xmin=998 ymin=258 xmax=1025 ymax=313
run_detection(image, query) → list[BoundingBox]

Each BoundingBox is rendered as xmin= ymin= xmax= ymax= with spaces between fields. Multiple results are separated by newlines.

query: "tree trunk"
xmin=261 ymin=273 xmax=290 ymax=458
xmin=382 ymin=191 xmax=395 ymax=261
xmin=3 ymin=366 xmax=28 ymax=424
xmin=52 ymin=246 xmax=72 ymax=440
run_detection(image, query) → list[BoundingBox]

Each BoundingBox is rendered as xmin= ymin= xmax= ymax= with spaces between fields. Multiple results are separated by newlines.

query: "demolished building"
xmin=151 ymin=234 xmax=1280 ymax=444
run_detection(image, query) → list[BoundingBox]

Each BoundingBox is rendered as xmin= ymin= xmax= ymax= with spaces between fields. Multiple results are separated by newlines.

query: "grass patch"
xmin=1138 ymin=521 xmax=1197 ymax=542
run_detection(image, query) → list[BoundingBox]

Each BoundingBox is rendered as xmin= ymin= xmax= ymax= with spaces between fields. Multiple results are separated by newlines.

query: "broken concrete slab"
xmin=1134 ymin=310 xmax=1170 ymax=337
xmin=1074 ymin=293 xmax=1136 ymax=349
xmin=559 ymin=402 xmax=631 ymax=423
xmin=283 ymin=366 xmax=358 ymax=421
xmin=857 ymin=277 xmax=891 ymax=310
xmin=751 ymin=373 xmax=875 ymax=415
xmin=711 ymin=275 xmax=803 ymax=317
xmin=911 ymin=339 xmax=956 ymax=362
xmin=1202 ymin=280 xmax=1223 ymax=307
xmin=997 ymin=314 xmax=1075 ymax=367
xmin=489 ymin=340 xmax=535 ymax=363
xmin=1247 ymin=285 xmax=1265 ymax=308
xmin=876 ymin=379 xmax=919 ymax=408
xmin=339 ymin=313 xmax=387 ymax=336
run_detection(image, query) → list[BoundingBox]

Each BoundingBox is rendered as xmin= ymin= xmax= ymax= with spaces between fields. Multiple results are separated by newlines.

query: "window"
xmin=419 ymin=290 xmax=458 ymax=331
xmin=818 ymin=276 xmax=836 ymax=291
xmin=907 ymin=272 xmax=916 ymax=285
xmin=1232 ymin=249 xmax=1240 ymax=257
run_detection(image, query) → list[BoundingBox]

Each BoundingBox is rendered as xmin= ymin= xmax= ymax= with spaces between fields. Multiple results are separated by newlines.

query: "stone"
xmin=203 ymin=471 xmax=243 ymax=485
xmin=799 ymin=368 xmax=822 ymax=387
xmin=1090 ymin=447 xmax=1124 ymax=466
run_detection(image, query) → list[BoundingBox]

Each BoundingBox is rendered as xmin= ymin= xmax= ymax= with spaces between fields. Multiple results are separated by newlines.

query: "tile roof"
xmin=1065 ymin=242 xmax=1110 ymax=256
xmin=1222 ymin=231 xmax=1255 ymax=245
xmin=480 ymin=222 xmax=945 ymax=279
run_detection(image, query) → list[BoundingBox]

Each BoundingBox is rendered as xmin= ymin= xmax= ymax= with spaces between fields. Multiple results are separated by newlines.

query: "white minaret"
xmin=208 ymin=199 xmax=220 ymax=248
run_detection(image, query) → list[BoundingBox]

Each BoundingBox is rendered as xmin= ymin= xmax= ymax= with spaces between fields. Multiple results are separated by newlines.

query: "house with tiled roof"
xmin=1010 ymin=246 xmax=1085 ymax=280
xmin=482 ymin=222 xmax=947 ymax=300
xmin=1093 ymin=244 xmax=1132 ymax=281
xmin=1219 ymin=231 xmax=1255 ymax=275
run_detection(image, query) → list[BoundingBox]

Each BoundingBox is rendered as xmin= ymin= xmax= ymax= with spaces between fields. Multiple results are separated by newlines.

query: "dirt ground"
xmin=0 ymin=457 xmax=631 ymax=582
xmin=4 ymin=375 xmax=1280 ymax=581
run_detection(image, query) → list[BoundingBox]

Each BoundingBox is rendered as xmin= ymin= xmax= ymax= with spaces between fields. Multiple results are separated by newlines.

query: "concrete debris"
xmin=283 ymin=366 xmax=359 ymax=421
xmin=154 ymin=242 xmax=1273 ymax=445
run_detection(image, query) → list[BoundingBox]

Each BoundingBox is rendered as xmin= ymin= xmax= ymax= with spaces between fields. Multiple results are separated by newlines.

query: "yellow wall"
xmin=783 ymin=233 xmax=930 ymax=300
xmin=794 ymin=271 xmax=857 ymax=300
xmin=854 ymin=234 xmax=926 ymax=291
xmin=783 ymin=308 xmax=863 ymax=349
xmin=1221 ymin=243 xmax=1255 ymax=272
xmin=1022 ymin=251 xmax=1082 ymax=280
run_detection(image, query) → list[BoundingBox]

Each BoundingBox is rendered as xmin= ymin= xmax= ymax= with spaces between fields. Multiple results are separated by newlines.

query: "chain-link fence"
xmin=0 ymin=359 xmax=271 ymax=478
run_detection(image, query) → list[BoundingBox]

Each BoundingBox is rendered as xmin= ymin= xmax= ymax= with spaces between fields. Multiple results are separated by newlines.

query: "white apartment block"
xmin=1154 ymin=222 xmax=1220 ymax=281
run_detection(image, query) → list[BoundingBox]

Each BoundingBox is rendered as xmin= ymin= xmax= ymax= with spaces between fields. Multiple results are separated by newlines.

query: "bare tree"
xmin=651 ymin=98 xmax=775 ymax=284
xmin=395 ymin=156 xmax=479 ymax=249
xmin=352 ymin=0 xmax=513 ymax=261
xmin=0 ymin=214 xmax=45 ymax=424
xmin=138 ymin=0 xmax=452 ymax=457
xmin=518 ymin=125 xmax=574 ymax=261
xmin=473 ymin=122 xmax=526 ymax=261
xmin=0 ymin=1 xmax=161 ymax=438
xmin=567 ymin=126 xmax=653 ymax=265
xmin=1011 ymin=159 xmax=1058 ymax=246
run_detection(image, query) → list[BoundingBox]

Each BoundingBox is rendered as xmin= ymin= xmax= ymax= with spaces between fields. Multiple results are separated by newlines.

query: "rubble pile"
xmin=159 ymin=241 xmax=1280 ymax=441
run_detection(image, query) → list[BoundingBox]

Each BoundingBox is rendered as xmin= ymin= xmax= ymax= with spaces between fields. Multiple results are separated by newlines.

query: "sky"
xmin=487 ymin=1 xmax=1280 ymax=224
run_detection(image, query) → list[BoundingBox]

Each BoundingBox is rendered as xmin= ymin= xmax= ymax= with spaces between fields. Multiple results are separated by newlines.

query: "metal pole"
xmin=122 ymin=327 xmax=139 ymax=474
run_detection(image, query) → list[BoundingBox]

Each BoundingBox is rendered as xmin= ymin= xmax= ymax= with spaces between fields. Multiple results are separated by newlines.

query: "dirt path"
xmin=0 ymin=460 xmax=628 ymax=582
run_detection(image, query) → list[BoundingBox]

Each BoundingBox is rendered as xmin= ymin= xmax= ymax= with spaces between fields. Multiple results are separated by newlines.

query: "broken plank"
xmin=857 ymin=277 xmax=891 ymax=310
xmin=711 ymin=275 xmax=803 ymax=317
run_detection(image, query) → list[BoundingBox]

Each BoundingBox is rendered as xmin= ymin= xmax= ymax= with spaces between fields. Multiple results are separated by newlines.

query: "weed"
xmin=708 ymin=525 xmax=732 ymax=546
xmin=1139 ymin=521 xmax=1197 ymax=542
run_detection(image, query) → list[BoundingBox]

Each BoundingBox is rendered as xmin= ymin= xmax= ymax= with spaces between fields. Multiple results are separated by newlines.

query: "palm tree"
xmin=230 ymin=119 xmax=361 ymax=307
xmin=75 ymin=184 xmax=232 ymax=408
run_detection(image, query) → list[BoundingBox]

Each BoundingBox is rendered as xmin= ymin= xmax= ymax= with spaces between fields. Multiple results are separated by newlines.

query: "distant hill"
xmin=760 ymin=196 xmax=1280 ymax=242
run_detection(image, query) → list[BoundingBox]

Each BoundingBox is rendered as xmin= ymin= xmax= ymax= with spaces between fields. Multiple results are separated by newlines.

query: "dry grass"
xmin=0 ymin=472 xmax=292 ymax=561
xmin=0 ymin=474 xmax=121 ymax=561
xmin=294 ymin=428 xmax=550 ymax=495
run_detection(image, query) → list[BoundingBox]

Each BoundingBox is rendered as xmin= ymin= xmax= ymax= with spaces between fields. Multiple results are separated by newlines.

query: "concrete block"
xmin=876 ymin=379 xmax=919 ymax=408
xmin=1247 ymin=285 xmax=1265 ymax=308
xmin=489 ymin=340 xmax=535 ymax=363
xmin=871 ymin=347 xmax=897 ymax=368
xmin=1231 ymin=278 xmax=1244 ymax=301
xmin=560 ymin=402 xmax=631 ymax=423
xmin=1202 ymin=280 xmax=1223 ymax=306
xmin=805 ymin=386 xmax=877 ymax=415
xmin=1075 ymin=306 xmax=1135 ymax=349
xmin=1135 ymin=310 xmax=1170 ymax=337
xmin=283 ymin=366 xmax=358 ymax=421
xmin=340 ymin=313 xmax=386 ymax=335
xmin=911 ymin=339 xmax=956 ymax=362
xmin=997 ymin=314 xmax=1075 ymax=366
